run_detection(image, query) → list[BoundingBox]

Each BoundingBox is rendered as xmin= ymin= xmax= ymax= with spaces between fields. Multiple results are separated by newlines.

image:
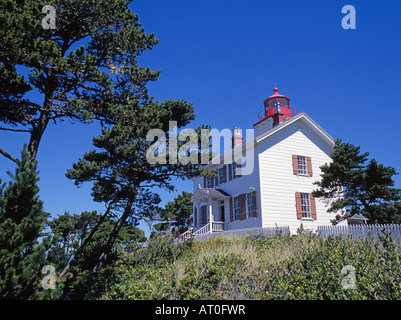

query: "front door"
xmin=200 ymin=205 xmax=207 ymax=226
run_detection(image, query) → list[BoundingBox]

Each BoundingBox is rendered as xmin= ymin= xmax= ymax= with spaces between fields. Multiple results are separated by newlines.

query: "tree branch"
xmin=0 ymin=127 xmax=32 ymax=133
xmin=0 ymin=147 xmax=19 ymax=164
xmin=59 ymin=200 xmax=116 ymax=278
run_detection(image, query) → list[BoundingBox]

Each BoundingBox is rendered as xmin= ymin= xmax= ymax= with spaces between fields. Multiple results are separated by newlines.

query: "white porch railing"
xmin=180 ymin=222 xmax=225 ymax=241
xmin=195 ymin=226 xmax=291 ymax=241
xmin=211 ymin=221 xmax=225 ymax=232
xmin=180 ymin=228 xmax=193 ymax=241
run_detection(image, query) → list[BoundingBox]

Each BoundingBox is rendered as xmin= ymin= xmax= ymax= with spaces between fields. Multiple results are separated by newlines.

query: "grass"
xmin=70 ymin=231 xmax=401 ymax=300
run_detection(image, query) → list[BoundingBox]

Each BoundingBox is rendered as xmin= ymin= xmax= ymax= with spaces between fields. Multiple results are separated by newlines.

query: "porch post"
xmin=197 ymin=205 xmax=200 ymax=229
xmin=193 ymin=205 xmax=197 ymax=230
xmin=208 ymin=198 xmax=213 ymax=233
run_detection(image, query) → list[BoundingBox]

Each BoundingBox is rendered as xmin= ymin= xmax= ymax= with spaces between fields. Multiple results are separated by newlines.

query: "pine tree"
xmin=313 ymin=139 xmax=401 ymax=224
xmin=0 ymin=146 xmax=59 ymax=299
xmin=0 ymin=0 xmax=160 ymax=162
xmin=154 ymin=191 xmax=193 ymax=233
xmin=66 ymin=100 xmax=210 ymax=272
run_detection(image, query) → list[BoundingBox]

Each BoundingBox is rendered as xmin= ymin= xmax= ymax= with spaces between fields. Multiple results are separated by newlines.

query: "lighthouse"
xmin=253 ymin=87 xmax=298 ymax=135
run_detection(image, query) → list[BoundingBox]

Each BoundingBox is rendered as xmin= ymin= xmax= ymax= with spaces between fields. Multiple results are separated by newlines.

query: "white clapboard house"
xmin=188 ymin=87 xmax=339 ymax=238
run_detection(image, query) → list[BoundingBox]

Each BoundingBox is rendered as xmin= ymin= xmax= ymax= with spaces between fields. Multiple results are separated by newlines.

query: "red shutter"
xmin=239 ymin=194 xmax=247 ymax=220
xmin=310 ymin=193 xmax=317 ymax=220
xmin=194 ymin=208 xmax=197 ymax=228
xmin=214 ymin=174 xmax=218 ymax=186
xmin=307 ymin=157 xmax=313 ymax=176
xmin=292 ymin=155 xmax=299 ymax=175
xmin=229 ymin=197 xmax=233 ymax=222
xmin=203 ymin=176 xmax=206 ymax=188
xmin=228 ymin=164 xmax=232 ymax=181
xmin=253 ymin=190 xmax=258 ymax=218
xmin=210 ymin=176 xmax=214 ymax=188
xmin=295 ymin=192 xmax=302 ymax=219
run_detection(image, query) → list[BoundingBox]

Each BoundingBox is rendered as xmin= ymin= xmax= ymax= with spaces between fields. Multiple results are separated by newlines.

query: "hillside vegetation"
xmin=68 ymin=230 xmax=401 ymax=300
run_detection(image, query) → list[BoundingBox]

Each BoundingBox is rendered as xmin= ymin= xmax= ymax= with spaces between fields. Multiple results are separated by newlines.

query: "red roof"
xmin=263 ymin=87 xmax=290 ymax=105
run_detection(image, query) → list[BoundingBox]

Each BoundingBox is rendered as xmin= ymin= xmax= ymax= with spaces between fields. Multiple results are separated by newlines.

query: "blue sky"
xmin=1 ymin=0 xmax=401 ymax=236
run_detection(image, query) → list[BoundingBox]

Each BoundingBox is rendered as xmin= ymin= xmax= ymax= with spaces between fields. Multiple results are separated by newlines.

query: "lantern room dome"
xmin=263 ymin=87 xmax=290 ymax=108
xmin=255 ymin=87 xmax=298 ymax=128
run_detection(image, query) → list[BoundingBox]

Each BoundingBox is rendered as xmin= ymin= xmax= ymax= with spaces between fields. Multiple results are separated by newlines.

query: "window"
xmin=232 ymin=162 xmax=238 ymax=179
xmin=295 ymin=192 xmax=317 ymax=220
xmin=301 ymin=193 xmax=312 ymax=218
xmin=297 ymin=156 xmax=308 ymax=175
xmin=247 ymin=192 xmax=256 ymax=218
xmin=233 ymin=196 xmax=240 ymax=221
xmin=220 ymin=200 xmax=225 ymax=223
xmin=292 ymin=155 xmax=312 ymax=176
xmin=206 ymin=177 xmax=213 ymax=188
xmin=230 ymin=192 xmax=258 ymax=222
xmin=218 ymin=167 xmax=225 ymax=184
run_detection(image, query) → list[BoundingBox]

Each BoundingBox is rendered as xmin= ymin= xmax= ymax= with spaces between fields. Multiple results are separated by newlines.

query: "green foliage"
xmin=154 ymin=191 xmax=193 ymax=233
xmin=0 ymin=0 xmax=160 ymax=159
xmin=67 ymin=265 xmax=122 ymax=300
xmin=313 ymin=139 xmax=401 ymax=224
xmin=65 ymin=79 xmax=209 ymax=271
xmin=68 ymin=232 xmax=191 ymax=299
xmin=71 ymin=232 xmax=401 ymax=300
xmin=121 ymin=233 xmax=192 ymax=268
xmin=0 ymin=146 xmax=62 ymax=299
xmin=265 ymin=233 xmax=401 ymax=299
xmin=47 ymin=210 xmax=146 ymax=273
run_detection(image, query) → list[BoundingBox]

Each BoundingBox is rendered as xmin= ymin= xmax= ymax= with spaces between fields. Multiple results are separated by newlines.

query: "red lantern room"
xmin=255 ymin=87 xmax=298 ymax=128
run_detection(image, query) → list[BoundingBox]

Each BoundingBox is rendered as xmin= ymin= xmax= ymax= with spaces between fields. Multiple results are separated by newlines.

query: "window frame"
xmin=232 ymin=162 xmax=238 ymax=179
xmin=233 ymin=196 xmax=240 ymax=221
xmin=297 ymin=155 xmax=308 ymax=175
xmin=246 ymin=192 xmax=256 ymax=218
xmin=218 ymin=167 xmax=225 ymax=184
xmin=300 ymin=192 xmax=312 ymax=218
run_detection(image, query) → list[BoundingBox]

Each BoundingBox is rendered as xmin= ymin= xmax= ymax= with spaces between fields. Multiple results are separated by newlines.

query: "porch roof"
xmin=191 ymin=186 xmax=231 ymax=203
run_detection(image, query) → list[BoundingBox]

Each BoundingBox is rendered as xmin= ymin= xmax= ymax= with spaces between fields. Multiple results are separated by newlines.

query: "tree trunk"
xmin=28 ymin=111 xmax=49 ymax=160
xmin=59 ymin=203 xmax=113 ymax=278
xmin=28 ymin=87 xmax=54 ymax=159
xmin=93 ymin=198 xmax=134 ymax=273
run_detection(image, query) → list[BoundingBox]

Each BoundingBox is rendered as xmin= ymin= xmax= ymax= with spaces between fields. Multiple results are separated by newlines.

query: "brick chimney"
xmin=232 ymin=127 xmax=243 ymax=147
xmin=272 ymin=110 xmax=285 ymax=127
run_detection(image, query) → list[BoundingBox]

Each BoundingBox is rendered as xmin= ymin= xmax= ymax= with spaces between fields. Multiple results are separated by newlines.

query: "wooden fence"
xmin=317 ymin=224 xmax=401 ymax=246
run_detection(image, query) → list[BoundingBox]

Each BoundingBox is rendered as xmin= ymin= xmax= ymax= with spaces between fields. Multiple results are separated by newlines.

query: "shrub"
xmin=264 ymin=233 xmax=401 ymax=299
xmin=67 ymin=265 xmax=124 ymax=300
xmin=79 ymin=232 xmax=401 ymax=300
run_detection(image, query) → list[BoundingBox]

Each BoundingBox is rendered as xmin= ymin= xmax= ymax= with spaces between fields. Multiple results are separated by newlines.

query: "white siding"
xmin=192 ymin=114 xmax=336 ymax=235
xmin=218 ymin=150 xmax=262 ymax=230
xmin=192 ymin=176 xmax=204 ymax=193
xmin=258 ymin=121 xmax=333 ymax=233
xmin=200 ymin=147 xmax=262 ymax=230
xmin=192 ymin=143 xmax=263 ymax=231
